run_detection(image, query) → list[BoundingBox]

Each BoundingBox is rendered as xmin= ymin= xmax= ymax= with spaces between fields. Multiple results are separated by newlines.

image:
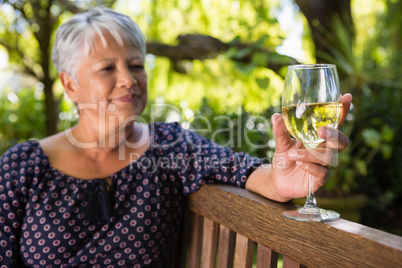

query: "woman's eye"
xmin=101 ymin=66 xmax=114 ymax=72
xmin=129 ymin=65 xmax=144 ymax=71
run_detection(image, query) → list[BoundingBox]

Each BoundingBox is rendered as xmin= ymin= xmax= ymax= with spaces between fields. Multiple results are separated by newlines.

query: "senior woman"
xmin=0 ymin=7 xmax=352 ymax=267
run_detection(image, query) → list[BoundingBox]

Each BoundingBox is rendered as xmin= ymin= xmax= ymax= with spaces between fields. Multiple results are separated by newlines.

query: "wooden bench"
xmin=174 ymin=184 xmax=402 ymax=267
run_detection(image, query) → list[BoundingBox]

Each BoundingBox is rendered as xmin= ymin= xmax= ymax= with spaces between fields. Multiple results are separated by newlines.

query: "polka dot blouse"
xmin=0 ymin=122 xmax=264 ymax=267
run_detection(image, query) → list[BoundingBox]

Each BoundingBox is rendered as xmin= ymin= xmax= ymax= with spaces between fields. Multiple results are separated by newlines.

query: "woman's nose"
xmin=117 ymin=67 xmax=137 ymax=89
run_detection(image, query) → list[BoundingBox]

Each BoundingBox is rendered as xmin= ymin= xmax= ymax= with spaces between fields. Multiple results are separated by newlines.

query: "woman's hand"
xmin=245 ymin=93 xmax=352 ymax=202
xmin=268 ymin=93 xmax=352 ymax=201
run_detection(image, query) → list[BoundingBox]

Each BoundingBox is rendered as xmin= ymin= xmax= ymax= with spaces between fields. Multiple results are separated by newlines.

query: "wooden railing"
xmin=175 ymin=184 xmax=402 ymax=268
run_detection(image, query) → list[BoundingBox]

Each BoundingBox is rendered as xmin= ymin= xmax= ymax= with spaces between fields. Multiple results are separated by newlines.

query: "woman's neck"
xmin=65 ymin=116 xmax=141 ymax=160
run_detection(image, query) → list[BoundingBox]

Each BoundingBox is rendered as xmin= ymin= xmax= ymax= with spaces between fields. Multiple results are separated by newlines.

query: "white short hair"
xmin=51 ymin=7 xmax=146 ymax=79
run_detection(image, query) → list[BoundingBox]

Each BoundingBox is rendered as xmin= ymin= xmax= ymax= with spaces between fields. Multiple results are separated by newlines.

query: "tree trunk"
xmin=41 ymin=28 xmax=58 ymax=136
xmin=294 ymin=0 xmax=352 ymax=62
xmin=31 ymin=1 xmax=58 ymax=135
xmin=42 ymin=58 xmax=58 ymax=136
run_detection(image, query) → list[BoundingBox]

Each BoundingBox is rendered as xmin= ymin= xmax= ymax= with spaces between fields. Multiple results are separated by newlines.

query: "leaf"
xmin=268 ymin=53 xmax=295 ymax=65
xmin=255 ymin=77 xmax=270 ymax=89
xmin=381 ymin=125 xmax=395 ymax=142
xmin=355 ymin=159 xmax=367 ymax=176
xmin=233 ymin=47 xmax=253 ymax=59
xmin=380 ymin=144 xmax=393 ymax=159
xmin=251 ymin=52 xmax=269 ymax=66
xmin=362 ymin=128 xmax=381 ymax=148
xmin=223 ymin=47 xmax=238 ymax=59
xmin=234 ymin=62 xmax=256 ymax=75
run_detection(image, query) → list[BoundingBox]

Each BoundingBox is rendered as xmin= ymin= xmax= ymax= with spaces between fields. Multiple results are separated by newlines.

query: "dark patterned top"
xmin=0 ymin=122 xmax=263 ymax=268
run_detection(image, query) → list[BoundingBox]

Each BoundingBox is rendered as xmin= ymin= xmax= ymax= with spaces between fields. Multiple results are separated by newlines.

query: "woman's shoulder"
xmin=150 ymin=122 xmax=184 ymax=144
xmin=0 ymin=139 xmax=48 ymax=176
xmin=151 ymin=122 xmax=183 ymax=135
xmin=1 ymin=140 xmax=43 ymax=161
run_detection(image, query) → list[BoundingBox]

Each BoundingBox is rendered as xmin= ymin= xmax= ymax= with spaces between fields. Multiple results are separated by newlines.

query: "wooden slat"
xmin=234 ymin=233 xmax=254 ymax=268
xmin=217 ymin=225 xmax=236 ymax=268
xmin=257 ymin=244 xmax=278 ymax=268
xmin=187 ymin=212 xmax=203 ymax=268
xmin=283 ymin=256 xmax=306 ymax=268
xmin=201 ymin=218 xmax=219 ymax=268
xmin=187 ymin=184 xmax=402 ymax=268
xmin=175 ymin=207 xmax=192 ymax=268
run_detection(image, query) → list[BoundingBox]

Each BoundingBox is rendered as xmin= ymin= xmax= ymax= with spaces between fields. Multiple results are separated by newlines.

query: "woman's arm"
xmin=0 ymin=143 xmax=34 ymax=267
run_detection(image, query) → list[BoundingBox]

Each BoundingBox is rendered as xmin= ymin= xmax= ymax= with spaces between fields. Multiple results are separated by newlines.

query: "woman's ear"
xmin=60 ymin=72 xmax=79 ymax=102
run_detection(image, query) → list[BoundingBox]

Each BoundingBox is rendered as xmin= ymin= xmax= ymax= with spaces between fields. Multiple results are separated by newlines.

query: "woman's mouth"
xmin=113 ymin=94 xmax=140 ymax=103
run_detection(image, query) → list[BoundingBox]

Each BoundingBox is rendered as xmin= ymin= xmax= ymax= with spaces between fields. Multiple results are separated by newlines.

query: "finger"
xmin=271 ymin=113 xmax=294 ymax=153
xmin=318 ymin=126 xmax=350 ymax=152
xmin=289 ymin=148 xmax=335 ymax=167
xmin=297 ymin=162 xmax=330 ymax=188
xmin=339 ymin=93 xmax=352 ymax=128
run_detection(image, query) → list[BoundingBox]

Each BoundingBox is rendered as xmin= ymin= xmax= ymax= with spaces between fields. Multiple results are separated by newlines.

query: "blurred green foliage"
xmin=0 ymin=88 xmax=45 ymax=154
xmin=133 ymin=0 xmax=287 ymax=114
xmin=317 ymin=0 xmax=402 ymax=233
xmin=317 ymin=11 xmax=401 ymax=194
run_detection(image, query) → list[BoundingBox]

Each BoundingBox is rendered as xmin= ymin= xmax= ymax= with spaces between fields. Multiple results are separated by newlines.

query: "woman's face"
xmin=72 ymin=32 xmax=147 ymax=123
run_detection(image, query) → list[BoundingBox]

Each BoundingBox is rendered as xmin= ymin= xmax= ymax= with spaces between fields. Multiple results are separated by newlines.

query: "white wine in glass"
xmin=282 ymin=64 xmax=342 ymax=222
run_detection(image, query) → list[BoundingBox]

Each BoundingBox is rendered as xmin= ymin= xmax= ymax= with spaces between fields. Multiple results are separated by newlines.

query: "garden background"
xmin=0 ymin=0 xmax=401 ymax=234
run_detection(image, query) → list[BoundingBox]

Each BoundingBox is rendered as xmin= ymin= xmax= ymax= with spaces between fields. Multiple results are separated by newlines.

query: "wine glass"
xmin=282 ymin=64 xmax=342 ymax=222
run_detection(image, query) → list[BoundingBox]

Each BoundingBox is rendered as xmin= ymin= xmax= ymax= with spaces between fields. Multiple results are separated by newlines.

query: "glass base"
xmin=283 ymin=207 xmax=340 ymax=222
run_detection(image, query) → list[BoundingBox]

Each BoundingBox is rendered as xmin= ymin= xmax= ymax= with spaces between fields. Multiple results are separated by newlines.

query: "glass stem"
xmin=300 ymin=173 xmax=319 ymax=214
